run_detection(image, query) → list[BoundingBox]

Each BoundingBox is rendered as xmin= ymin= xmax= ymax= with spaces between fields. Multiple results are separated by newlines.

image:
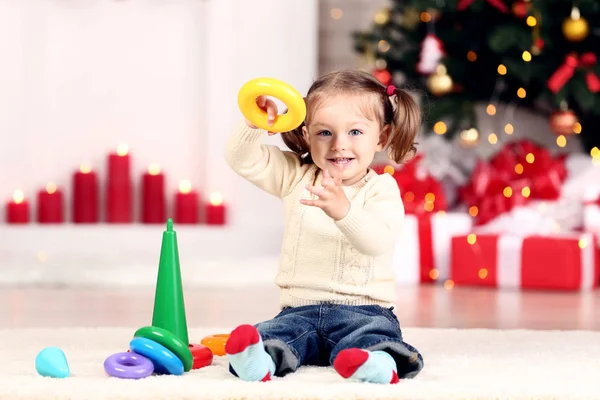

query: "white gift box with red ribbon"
xmin=393 ymin=212 xmax=473 ymax=285
xmin=583 ymin=185 xmax=600 ymax=240
xmin=449 ymin=207 xmax=599 ymax=290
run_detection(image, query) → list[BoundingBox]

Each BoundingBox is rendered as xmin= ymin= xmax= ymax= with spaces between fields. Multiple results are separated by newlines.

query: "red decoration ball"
xmin=373 ymin=68 xmax=392 ymax=86
xmin=550 ymin=109 xmax=578 ymax=136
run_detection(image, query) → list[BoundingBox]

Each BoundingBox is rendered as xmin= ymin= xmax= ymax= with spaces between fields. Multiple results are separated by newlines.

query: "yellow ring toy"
xmin=237 ymin=77 xmax=307 ymax=132
xmin=200 ymin=334 xmax=230 ymax=357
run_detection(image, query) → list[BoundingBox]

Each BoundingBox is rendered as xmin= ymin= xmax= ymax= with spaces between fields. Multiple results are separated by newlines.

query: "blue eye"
xmin=317 ymin=130 xmax=332 ymax=136
xmin=349 ymin=129 xmax=362 ymax=136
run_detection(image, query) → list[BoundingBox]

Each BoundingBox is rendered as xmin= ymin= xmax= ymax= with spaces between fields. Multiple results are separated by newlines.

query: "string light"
xmin=478 ymin=268 xmax=488 ymax=279
xmin=469 ymin=206 xmax=479 ymax=217
xmin=515 ymin=163 xmax=524 ymax=174
xmin=488 ymin=133 xmax=498 ymax=144
xmin=420 ymin=11 xmax=432 ymax=22
xmin=404 ymin=192 xmax=415 ymax=202
xmin=504 ymin=124 xmax=514 ymax=134
xmin=486 ymin=104 xmax=497 ymax=115
xmin=573 ymin=122 xmax=582 ymax=134
xmin=330 ymin=8 xmax=343 ymax=19
xmin=522 ymin=50 xmax=532 ymax=62
xmin=517 ymin=88 xmax=526 ymax=98
xmin=467 ymin=233 xmax=477 ymax=245
xmin=556 ymin=135 xmax=567 ymax=147
xmin=526 ymin=16 xmax=537 ymax=26
xmin=429 ymin=269 xmax=440 ymax=280
xmin=425 ymin=193 xmax=436 ymax=202
xmin=591 ymin=147 xmax=600 ymax=158
xmin=467 ymin=51 xmax=477 ymax=61
xmin=525 ymin=153 xmax=535 ymax=163
xmin=383 ymin=165 xmax=395 ymax=175
xmin=378 ymin=40 xmax=390 ymax=52
xmin=578 ymin=238 xmax=588 ymax=249
xmin=503 ymin=186 xmax=513 ymax=198
xmin=444 ymin=280 xmax=454 ymax=290
xmin=497 ymin=64 xmax=507 ymax=75
xmin=521 ymin=186 xmax=531 ymax=197
xmin=433 ymin=121 xmax=447 ymax=134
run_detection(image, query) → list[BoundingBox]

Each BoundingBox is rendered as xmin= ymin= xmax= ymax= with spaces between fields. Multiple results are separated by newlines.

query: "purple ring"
xmin=104 ymin=352 xmax=154 ymax=379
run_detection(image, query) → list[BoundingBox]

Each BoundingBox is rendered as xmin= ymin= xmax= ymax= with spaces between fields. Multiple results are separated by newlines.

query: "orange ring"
xmin=200 ymin=334 xmax=230 ymax=357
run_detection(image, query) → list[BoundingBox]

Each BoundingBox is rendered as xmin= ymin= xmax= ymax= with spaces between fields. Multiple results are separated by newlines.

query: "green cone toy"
xmin=151 ymin=218 xmax=189 ymax=345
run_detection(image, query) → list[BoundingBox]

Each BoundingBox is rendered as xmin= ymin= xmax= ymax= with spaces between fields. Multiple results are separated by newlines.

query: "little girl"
xmin=224 ymin=69 xmax=424 ymax=384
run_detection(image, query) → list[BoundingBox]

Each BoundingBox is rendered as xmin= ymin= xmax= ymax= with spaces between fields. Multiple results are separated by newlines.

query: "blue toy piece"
xmin=35 ymin=347 xmax=70 ymax=378
xmin=129 ymin=337 xmax=184 ymax=376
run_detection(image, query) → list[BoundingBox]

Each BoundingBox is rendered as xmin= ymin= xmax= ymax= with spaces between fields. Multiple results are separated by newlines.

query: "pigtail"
xmin=386 ymin=87 xmax=420 ymax=164
xmin=280 ymin=98 xmax=313 ymax=164
xmin=280 ymin=121 xmax=313 ymax=165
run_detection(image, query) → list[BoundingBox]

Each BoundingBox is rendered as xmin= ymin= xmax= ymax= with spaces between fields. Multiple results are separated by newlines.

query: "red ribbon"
xmin=548 ymin=53 xmax=600 ymax=94
xmin=373 ymin=156 xmax=447 ymax=283
xmin=584 ymin=196 xmax=600 ymax=207
xmin=457 ymin=0 xmax=508 ymax=13
xmin=459 ymin=140 xmax=567 ymax=225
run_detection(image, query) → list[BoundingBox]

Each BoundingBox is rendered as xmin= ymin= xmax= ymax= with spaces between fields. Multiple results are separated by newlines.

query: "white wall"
xmin=0 ymin=0 xmax=319 ymax=229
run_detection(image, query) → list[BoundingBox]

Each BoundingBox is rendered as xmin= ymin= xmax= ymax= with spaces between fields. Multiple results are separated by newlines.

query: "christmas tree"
xmin=354 ymin=0 xmax=600 ymax=153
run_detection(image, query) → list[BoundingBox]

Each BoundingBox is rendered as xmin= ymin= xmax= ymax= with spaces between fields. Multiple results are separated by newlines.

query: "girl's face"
xmin=302 ymin=93 xmax=388 ymax=186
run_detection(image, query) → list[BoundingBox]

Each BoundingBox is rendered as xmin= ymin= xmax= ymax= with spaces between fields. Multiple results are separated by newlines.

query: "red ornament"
xmin=511 ymin=0 xmax=529 ymax=18
xmin=373 ymin=68 xmax=392 ymax=86
xmin=550 ymin=109 xmax=578 ymax=136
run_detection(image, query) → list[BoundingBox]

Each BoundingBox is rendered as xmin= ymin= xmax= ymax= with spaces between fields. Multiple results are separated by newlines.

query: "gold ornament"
xmin=550 ymin=109 xmax=578 ymax=136
xmin=401 ymin=7 xmax=421 ymax=30
xmin=426 ymin=65 xmax=453 ymax=96
xmin=562 ymin=7 xmax=588 ymax=42
xmin=459 ymin=128 xmax=480 ymax=148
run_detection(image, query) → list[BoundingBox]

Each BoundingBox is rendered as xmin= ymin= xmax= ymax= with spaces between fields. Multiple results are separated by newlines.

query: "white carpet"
xmin=1 ymin=327 xmax=599 ymax=400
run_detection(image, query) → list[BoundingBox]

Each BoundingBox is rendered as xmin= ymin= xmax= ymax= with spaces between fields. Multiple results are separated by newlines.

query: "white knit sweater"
xmin=225 ymin=122 xmax=404 ymax=309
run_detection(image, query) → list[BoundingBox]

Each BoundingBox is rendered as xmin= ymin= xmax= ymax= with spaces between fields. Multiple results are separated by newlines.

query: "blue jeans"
xmin=228 ymin=303 xmax=424 ymax=379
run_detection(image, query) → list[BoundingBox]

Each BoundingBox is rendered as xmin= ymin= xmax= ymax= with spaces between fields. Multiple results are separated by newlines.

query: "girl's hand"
xmin=245 ymin=95 xmax=279 ymax=136
xmin=301 ymin=168 xmax=351 ymax=221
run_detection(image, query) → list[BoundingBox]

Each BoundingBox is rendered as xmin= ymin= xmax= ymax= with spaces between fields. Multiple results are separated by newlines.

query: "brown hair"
xmin=281 ymin=69 xmax=421 ymax=165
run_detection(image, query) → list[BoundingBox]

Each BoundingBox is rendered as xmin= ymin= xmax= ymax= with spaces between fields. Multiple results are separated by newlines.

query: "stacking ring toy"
xmin=188 ymin=344 xmax=213 ymax=369
xmin=238 ymin=77 xmax=306 ymax=132
xmin=104 ymin=352 xmax=154 ymax=379
xmin=200 ymin=333 xmax=230 ymax=357
xmin=134 ymin=326 xmax=193 ymax=372
xmin=129 ymin=337 xmax=184 ymax=376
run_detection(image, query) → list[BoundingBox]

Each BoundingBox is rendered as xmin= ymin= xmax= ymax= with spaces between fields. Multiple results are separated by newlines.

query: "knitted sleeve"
xmin=334 ymin=174 xmax=404 ymax=256
xmin=224 ymin=121 xmax=306 ymax=198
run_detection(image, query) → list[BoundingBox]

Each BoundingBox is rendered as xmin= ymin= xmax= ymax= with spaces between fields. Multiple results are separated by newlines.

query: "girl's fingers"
xmin=300 ymin=198 xmax=322 ymax=207
xmin=305 ymin=184 xmax=326 ymax=197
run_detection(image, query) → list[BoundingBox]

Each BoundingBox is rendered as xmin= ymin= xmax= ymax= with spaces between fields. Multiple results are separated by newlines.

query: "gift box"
xmin=583 ymin=185 xmax=600 ymax=235
xmin=394 ymin=212 xmax=473 ymax=284
xmin=450 ymin=232 xmax=599 ymax=290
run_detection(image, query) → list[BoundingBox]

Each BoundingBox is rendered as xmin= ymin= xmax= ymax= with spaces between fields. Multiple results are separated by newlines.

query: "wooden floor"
xmin=0 ymin=285 xmax=599 ymax=331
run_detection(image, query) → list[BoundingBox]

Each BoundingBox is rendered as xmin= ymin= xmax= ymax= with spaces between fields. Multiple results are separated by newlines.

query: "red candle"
xmin=174 ymin=180 xmax=199 ymax=224
xmin=6 ymin=190 xmax=30 ymax=224
xmin=142 ymin=163 xmax=166 ymax=224
xmin=37 ymin=182 xmax=64 ymax=223
xmin=205 ymin=192 xmax=226 ymax=225
xmin=106 ymin=143 xmax=132 ymax=223
xmin=73 ymin=164 xmax=99 ymax=223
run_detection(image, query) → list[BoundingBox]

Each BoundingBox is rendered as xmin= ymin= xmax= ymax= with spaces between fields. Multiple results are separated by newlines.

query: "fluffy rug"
xmin=1 ymin=327 xmax=599 ymax=400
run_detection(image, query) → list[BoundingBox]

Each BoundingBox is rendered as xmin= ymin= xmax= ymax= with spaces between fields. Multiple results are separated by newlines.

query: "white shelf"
xmin=0 ymin=225 xmax=282 ymax=288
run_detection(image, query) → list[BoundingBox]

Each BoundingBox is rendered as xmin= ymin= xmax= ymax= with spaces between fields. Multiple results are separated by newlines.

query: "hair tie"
xmin=386 ymin=85 xmax=396 ymax=96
